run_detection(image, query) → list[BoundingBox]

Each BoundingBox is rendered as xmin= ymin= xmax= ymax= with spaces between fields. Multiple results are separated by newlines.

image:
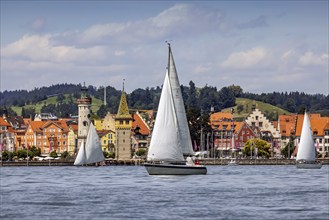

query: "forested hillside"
xmin=0 ymin=82 xmax=328 ymax=119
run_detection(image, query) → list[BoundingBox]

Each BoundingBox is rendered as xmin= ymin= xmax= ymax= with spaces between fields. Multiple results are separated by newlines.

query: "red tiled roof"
xmin=210 ymin=112 xmax=232 ymax=122
xmin=295 ymin=114 xmax=329 ymax=136
xmin=278 ymin=114 xmax=297 ymax=137
xmin=0 ymin=117 xmax=11 ymax=127
xmin=132 ymin=113 xmax=150 ymax=135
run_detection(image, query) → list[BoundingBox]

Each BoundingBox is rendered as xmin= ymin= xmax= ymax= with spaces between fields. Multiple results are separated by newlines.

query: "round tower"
xmin=77 ymin=83 xmax=92 ymax=152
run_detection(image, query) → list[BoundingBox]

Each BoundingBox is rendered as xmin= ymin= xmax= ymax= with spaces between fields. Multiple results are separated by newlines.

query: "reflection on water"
xmin=1 ymin=165 xmax=328 ymax=220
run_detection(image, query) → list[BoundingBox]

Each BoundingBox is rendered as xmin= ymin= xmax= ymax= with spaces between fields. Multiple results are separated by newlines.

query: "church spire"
xmin=116 ymin=79 xmax=131 ymax=119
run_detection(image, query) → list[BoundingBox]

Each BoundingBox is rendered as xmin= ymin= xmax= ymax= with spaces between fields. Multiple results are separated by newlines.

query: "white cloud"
xmin=30 ymin=17 xmax=47 ymax=31
xmin=1 ymin=34 xmax=108 ymax=63
xmin=299 ymin=52 xmax=328 ymax=66
xmin=221 ymin=47 xmax=268 ymax=69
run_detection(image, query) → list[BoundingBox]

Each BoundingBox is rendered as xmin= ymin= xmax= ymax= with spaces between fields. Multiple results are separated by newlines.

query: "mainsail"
xmin=296 ymin=112 xmax=316 ymax=161
xmin=167 ymin=46 xmax=195 ymax=156
xmin=74 ymin=122 xmax=105 ymax=165
xmin=147 ymin=70 xmax=184 ymax=161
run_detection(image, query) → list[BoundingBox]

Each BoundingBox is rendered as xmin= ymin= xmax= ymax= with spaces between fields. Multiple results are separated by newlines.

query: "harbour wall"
xmin=1 ymin=158 xmax=328 ymax=166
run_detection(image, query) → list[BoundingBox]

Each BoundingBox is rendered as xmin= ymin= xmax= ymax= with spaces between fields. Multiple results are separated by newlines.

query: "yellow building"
xmin=68 ymin=124 xmax=78 ymax=155
xmin=94 ymin=119 xmax=103 ymax=131
xmin=98 ymin=130 xmax=116 ymax=152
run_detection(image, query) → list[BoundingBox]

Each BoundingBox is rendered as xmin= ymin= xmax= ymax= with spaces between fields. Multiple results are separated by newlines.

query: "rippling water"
xmin=1 ymin=165 xmax=328 ymax=220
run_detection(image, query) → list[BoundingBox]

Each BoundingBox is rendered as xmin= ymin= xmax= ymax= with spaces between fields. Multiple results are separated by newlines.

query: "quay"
xmin=1 ymin=158 xmax=328 ymax=166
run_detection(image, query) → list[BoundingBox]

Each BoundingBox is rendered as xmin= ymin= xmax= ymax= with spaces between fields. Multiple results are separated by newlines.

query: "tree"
xmin=243 ymin=138 xmax=271 ymax=158
xmin=29 ymin=146 xmax=41 ymax=157
xmin=21 ymin=107 xmax=36 ymax=118
xmin=135 ymin=148 xmax=147 ymax=158
xmin=56 ymin=94 xmax=65 ymax=104
xmin=97 ymin=105 xmax=109 ymax=118
xmin=237 ymin=104 xmax=244 ymax=114
xmin=186 ymin=108 xmax=212 ymax=150
xmin=281 ymin=136 xmax=295 ymax=159
xmin=227 ymin=85 xmax=243 ymax=97
xmin=61 ymin=151 xmax=69 ymax=159
xmin=50 ymin=151 xmax=58 ymax=158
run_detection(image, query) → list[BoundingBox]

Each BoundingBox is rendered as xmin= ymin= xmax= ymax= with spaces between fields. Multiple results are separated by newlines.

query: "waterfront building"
xmin=295 ymin=114 xmax=329 ymax=158
xmin=101 ymin=112 xmax=116 ymax=131
xmin=97 ymin=129 xmax=115 ymax=152
xmin=115 ymin=83 xmax=133 ymax=160
xmin=277 ymin=114 xmax=297 ymax=148
xmin=245 ymin=108 xmax=281 ymax=151
xmin=0 ymin=117 xmax=15 ymax=152
xmin=25 ymin=120 xmax=69 ymax=155
xmin=131 ymin=111 xmax=150 ymax=151
xmin=210 ymin=112 xmax=258 ymax=156
xmin=67 ymin=123 xmax=78 ymax=155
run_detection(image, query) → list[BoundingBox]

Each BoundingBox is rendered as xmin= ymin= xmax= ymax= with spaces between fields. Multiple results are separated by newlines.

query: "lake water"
xmin=1 ymin=165 xmax=328 ymax=220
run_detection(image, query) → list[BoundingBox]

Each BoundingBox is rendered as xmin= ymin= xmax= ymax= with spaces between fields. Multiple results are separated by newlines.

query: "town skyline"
xmin=1 ymin=1 xmax=328 ymax=95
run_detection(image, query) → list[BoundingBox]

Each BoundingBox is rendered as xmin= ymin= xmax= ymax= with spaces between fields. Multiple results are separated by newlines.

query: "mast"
xmin=166 ymin=43 xmax=195 ymax=156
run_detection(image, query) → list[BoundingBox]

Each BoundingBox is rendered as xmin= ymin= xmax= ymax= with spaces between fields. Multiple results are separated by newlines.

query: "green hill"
xmin=11 ymin=94 xmax=103 ymax=116
xmin=222 ymin=98 xmax=291 ymax=121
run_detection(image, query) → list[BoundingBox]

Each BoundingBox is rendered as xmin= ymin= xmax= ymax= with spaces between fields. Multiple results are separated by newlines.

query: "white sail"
xmin=74 ymin=141 xmax=86 ymax=165
xmin=296 ymin=112 xmax=316 ymax=161
xmin=167 ymin=47 xmax=195 ymax=156
xmin=147 ymin=70 xmax=184 ymax=162
xmin=74 ymin=122 xmax=105 ymax=165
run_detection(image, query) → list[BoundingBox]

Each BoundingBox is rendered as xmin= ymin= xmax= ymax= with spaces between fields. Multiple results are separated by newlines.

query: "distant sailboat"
xmin=144 ymin=44 xmax=207 ymax=175
xmin=296 ymin=112 xmax=322 ymax=169
xmin=74 ymin=122 xmax=105 ymax=166
xmin=228 ymin=135 xmax=238 ymax=166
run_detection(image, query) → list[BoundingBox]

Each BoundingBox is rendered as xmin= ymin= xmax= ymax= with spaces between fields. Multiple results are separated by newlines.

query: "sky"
xmin=1 ymin=1 xmax=328 ymax=95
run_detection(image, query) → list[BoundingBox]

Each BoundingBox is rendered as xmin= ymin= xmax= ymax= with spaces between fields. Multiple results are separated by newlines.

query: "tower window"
xmin=83 ymin=121 xmax=88 ymax=126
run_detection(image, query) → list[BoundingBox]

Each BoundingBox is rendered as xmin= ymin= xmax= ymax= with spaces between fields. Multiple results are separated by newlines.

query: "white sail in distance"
xmin=296 ymin=112 xmax=316 ymax=161
xmin=74 ymin=122 xmax=105 ymax=165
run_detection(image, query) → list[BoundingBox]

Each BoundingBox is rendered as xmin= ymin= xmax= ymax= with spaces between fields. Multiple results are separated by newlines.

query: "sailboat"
xmin=144 ymin=44 xmax=207 ymax=175
xmin=228 ymin=135 xmax=238 ymax=166
xmin=296 ymin=112 xmax=322 ymax=169
xmin=74 ymin=122 xmax=105 ymax=166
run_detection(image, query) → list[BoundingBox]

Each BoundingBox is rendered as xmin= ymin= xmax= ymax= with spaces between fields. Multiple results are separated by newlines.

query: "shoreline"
xmin=1 ymin=158 xmax=328 ymax=166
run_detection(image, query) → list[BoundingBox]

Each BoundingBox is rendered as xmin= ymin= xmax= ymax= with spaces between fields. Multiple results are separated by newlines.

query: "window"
xmin=104 ymin=140 xmax=106 ymax=144
xmin=63 ymin=134 xmax=66 ymax=138
xmin=38 ymin=134 xmax=41 ymax=139
xmin=256 ymin=116 xmax=259 ymax=120
xmin=259 ymin=122 xmax=263 ymax=127
xmin=58 ymin=134 xmax=61 ymax=139
xmin=125 ymin=120 xmax=129 ymax=125
xmin=120 ymin=120 xmax=123 ymax=125
xmin=63 ymin=141 xmax=66 ymax=146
